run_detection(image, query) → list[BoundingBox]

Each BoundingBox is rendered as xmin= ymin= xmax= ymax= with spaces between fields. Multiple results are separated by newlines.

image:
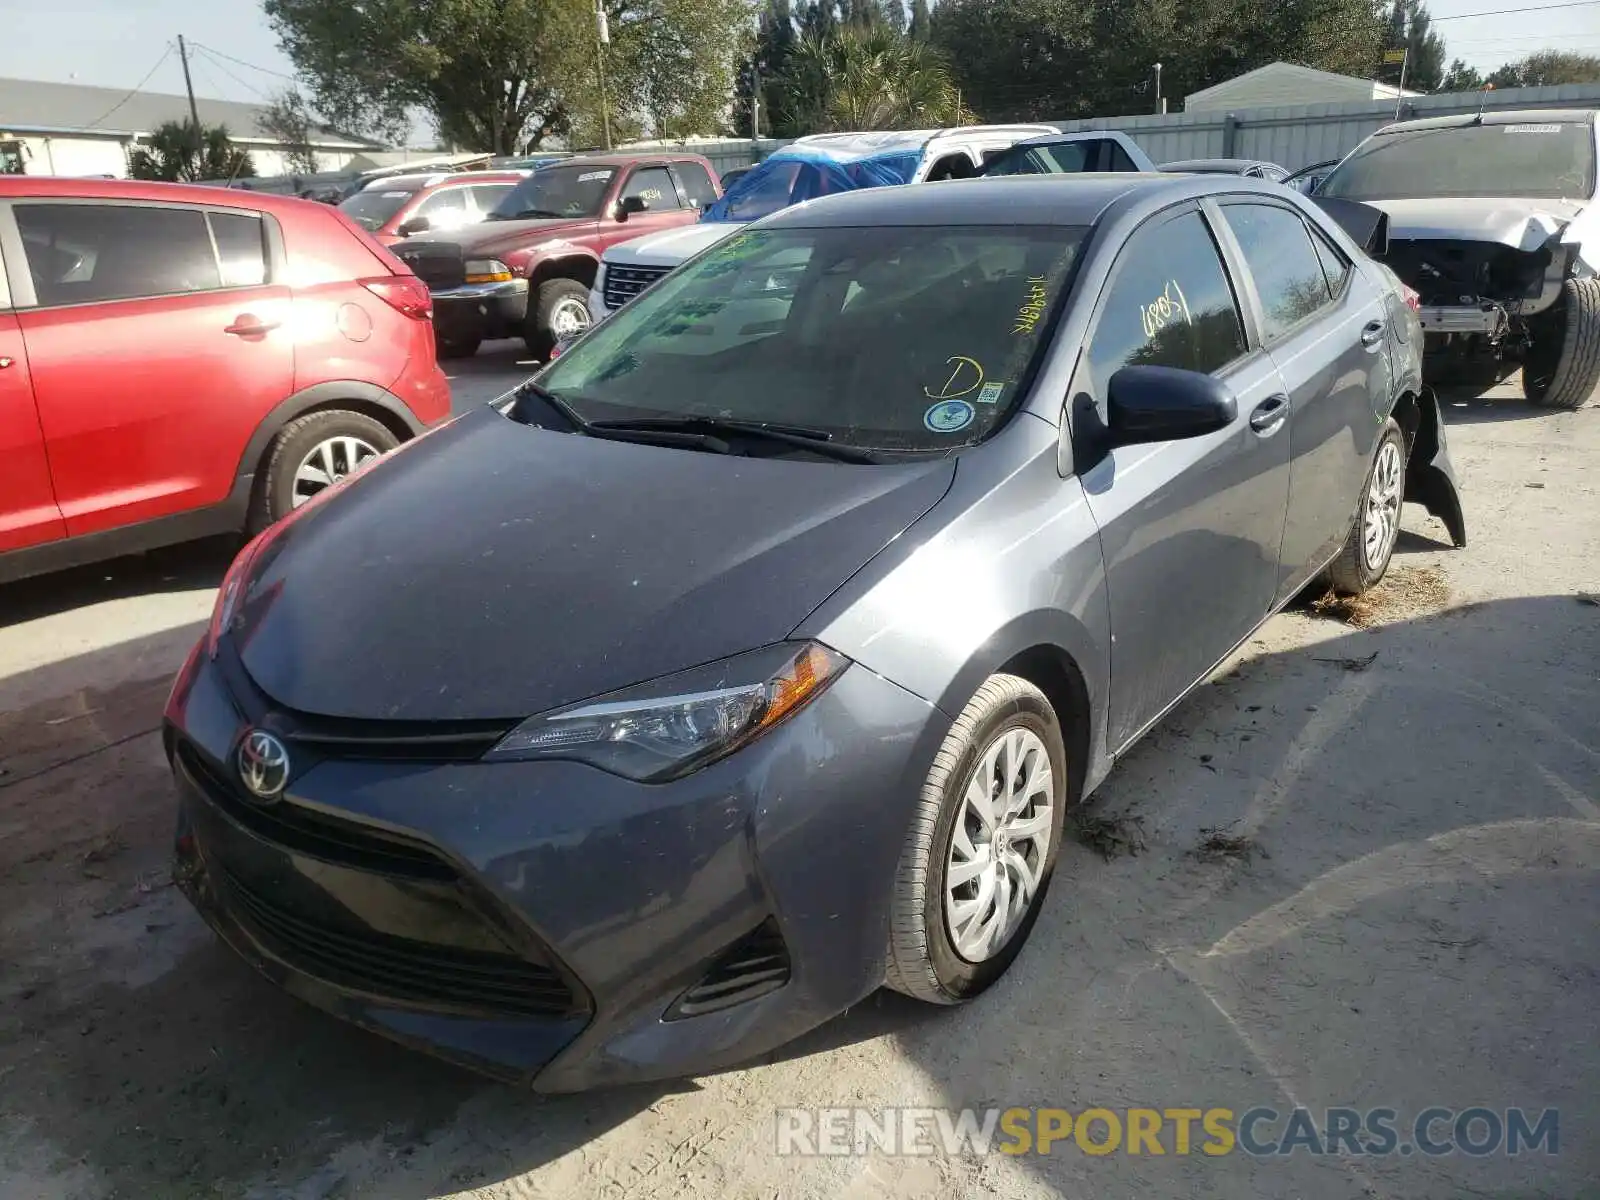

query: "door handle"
xmin=225 ymin=315 xmax=281 ymax=337
xmin=1249 ymin=395 xmax=1290 ymax=436
xmin=1361 ymin=320 xmax=1385 ymax=348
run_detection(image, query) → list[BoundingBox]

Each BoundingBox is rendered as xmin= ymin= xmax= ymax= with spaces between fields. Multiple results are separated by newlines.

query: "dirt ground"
xmin=2 ymin=378 xmax=1597 ymax=1200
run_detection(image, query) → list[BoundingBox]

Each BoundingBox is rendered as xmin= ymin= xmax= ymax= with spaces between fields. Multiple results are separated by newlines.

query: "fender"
xmin=1404 ymin=387 xmax=1468 ymax=549
xmin=232 ymin=379 xmax=428 ymax=496
xmin=527 ymin=250 xmax=602 ymax=289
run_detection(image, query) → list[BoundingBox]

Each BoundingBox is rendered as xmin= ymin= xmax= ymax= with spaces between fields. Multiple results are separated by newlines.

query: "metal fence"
xmin=1047 ymin=82 xmax=1600 ymax=171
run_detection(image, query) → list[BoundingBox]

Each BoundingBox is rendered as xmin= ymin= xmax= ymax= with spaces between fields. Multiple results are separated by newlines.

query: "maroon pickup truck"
xmin=393 ymin=153 xmax=721 ymax=359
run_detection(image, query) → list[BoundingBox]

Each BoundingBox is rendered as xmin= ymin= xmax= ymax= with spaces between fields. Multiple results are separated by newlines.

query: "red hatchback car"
xmin=0 ymin=177 xmax=452 ymax=584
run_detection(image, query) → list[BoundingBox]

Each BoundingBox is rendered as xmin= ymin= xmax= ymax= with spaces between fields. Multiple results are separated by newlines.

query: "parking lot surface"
xmin=1 ymin=377 xmax=1595 ymax=1200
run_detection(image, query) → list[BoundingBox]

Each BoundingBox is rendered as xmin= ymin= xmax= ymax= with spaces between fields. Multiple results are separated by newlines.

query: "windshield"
xmin=489 ymin=165 xmax=615 ymax=219
xmin=338 ymin=187 xmax=417 ymax=231
xmin=1319 ymin=122 xmax=1597 ymax=201
xmin=530 ymin=223 xmax=1087 ymax=453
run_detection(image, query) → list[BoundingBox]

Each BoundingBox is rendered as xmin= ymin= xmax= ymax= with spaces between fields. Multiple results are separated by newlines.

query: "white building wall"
xmin=18 ymin=134 xmax=130 ymax=177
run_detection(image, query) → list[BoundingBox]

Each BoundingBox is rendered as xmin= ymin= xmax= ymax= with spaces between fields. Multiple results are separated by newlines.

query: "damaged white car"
xmin=1318 ymin=109 xmax=1600 ymax=409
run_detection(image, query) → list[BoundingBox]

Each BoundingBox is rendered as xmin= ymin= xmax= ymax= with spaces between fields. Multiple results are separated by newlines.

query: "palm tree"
xmin=779 ymin=27 xmax=965 ymax=132
xmin=128 ymin=121 xmax=256 ymax=183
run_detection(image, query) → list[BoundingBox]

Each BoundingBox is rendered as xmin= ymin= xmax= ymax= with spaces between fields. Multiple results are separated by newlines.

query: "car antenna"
xmin=1473 ymin=82 xmax=1494 ymax=124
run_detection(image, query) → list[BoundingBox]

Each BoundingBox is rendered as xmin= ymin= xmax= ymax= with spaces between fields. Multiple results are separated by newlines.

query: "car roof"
xmin=1377 ymin=108 xmax=1600 ymax=135
xmin=0 ymin=174 xmax=350 ymax=217
xmin=759 ymin=172 xmax=1266 ymax=229
xmin=551 ymin=152 xmax=711 ymax=169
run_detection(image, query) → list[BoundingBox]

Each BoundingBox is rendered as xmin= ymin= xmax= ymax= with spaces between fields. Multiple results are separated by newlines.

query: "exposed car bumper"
xmin=430 ymin=278 xmax=530 ymax=343
xmin=1418 ymin=304 xmax=1506 ymax=337
xmin=164 ymin=639 xmax=946 ymax=1091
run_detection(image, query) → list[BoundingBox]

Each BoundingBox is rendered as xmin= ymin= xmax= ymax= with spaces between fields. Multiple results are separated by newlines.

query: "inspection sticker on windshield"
xmin=925 ymin=399 xmax=975 ymax=433
xmin=1506 ymin=124 xmax=1562 ymax=134
xmin=578 ymin=170 xmax=614 ymax=182
xmin=976 ymin=381 xmax=1006 ymax=405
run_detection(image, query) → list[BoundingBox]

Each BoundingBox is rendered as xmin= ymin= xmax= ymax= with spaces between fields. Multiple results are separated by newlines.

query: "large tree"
xmin=778 ymin=25 xmax=964 ymax=130
xmin=127 ymin=121 xmax=255 ymax=182
xmin=907 ymin=0 xmax=931 ymax=40
xmin=931 ymin=0 xmax=1389 ymax=122
xmin=264 ymin=0 xmax=753 ymax=153
xmin=1440 ymin=58 xmax=1485 ymax=91
xmin=734 ymin=0 xmax=799 ymax=136
xmin=1487 ymin=50 xmax=1600 ymax=88
xmin=257 ymin=89 xmax=320 ymax=175
xmin=1383 ymin=1 xmax=1446 ymax=92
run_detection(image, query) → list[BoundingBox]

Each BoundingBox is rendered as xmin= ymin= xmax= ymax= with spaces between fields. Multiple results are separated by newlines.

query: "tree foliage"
xmin=1440 ymin=58 xmax=1485 ymax=91
xmin=257 ymin=90 xmax=320 ymax=175
xmin=1383 ymin=1 xmax=1446 ymax=92
xmin=778 ymin=25 xmax=964 ymax=131
xmin=929 ymin=0 xmax=1391 ymax=122
xmin=264 ymin=0 xmax=754 ymax=153
xmin=1487 ymin=51 xmax=1600 ymax=88
xmin=127 ymin=121 xmax=255 ymax=182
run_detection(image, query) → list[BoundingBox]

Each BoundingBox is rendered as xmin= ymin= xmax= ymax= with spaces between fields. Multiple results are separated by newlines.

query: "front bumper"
xmin=164 ymin=640 xmax=945 ymax=1091
xmin=430 ymin=278 xmax=530 ymax=342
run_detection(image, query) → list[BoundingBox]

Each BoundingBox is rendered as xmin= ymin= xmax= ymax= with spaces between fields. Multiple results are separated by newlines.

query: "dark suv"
xmin=0 ymin=177 xmax=451 ymax=584
xmin=393 ymin=153 xmax=720 ymax=358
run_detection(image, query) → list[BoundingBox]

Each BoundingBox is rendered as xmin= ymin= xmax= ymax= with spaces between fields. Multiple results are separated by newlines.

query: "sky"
xmin=0 ymin=0 xmax=1598 ymax=120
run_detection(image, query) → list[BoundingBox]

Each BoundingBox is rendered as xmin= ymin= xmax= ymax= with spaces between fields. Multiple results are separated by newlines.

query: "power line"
xmin=192 ymin=47 xmax=273 ymax=100
xmin=187 ymin=42 xmax=299 ymax=82
xmin=83 ymin=42 xmax=175 ymax=129
xmin=1430 ymin=0 xmax=1600 ymax=19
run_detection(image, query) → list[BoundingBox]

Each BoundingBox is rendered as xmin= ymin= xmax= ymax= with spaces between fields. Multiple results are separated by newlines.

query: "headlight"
xmin=485 ymin=642 xmax=848 ymax=781
xmin=464 ymin=258 xmax=514 ymax=284
xmin=206 ymin=530 xmax=269 ymax=658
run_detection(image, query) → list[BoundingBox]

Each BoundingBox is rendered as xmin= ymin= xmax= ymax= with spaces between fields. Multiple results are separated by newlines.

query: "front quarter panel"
xmin=793 ymin=416 xmax=1114 ymax=792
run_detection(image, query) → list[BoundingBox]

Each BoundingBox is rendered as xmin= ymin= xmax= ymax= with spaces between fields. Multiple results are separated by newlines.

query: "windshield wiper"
xmin=589 ymin=416 xmax=882 ymax=463
xmin=511 ymin=383 xmax=729 ymax=453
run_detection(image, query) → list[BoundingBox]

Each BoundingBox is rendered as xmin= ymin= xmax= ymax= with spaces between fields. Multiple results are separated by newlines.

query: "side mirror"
xmin=616 ymin=195 xmax=648 ymax=221
xmin=1106 ymin=366 xmax=1236 ymax=446
xmin=397 ymin=216 xmax=430 ymax=236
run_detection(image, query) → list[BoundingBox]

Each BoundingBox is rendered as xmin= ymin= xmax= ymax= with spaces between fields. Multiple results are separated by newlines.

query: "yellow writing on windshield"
xmin=925 ymin=356 xmax=985 ymax=400
xmin=1013 ymin=276 xmax=1050 ymax=336
xmin=1141 ymin=279 xmax=1193 ymax=339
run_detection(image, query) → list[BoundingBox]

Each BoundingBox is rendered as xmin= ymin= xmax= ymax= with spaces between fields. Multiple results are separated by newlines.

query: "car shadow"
xmin=1433 ymin=375 xmax=1576 ymax=425
xmin=0 ymin=535 xmax=237 ymax=633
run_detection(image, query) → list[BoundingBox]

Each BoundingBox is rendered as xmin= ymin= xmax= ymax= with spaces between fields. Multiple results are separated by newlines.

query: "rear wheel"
xmin=885 ymin=674 xmax=1067 ymax=1005
xmin=1325 ymin=418 xmax=1405 ymax=596
xmin=1523 ymin=277 xmax=1600 ymax=410
xmin=524 ymin=279 xmax=592 ymax=360
xmin=251 ymin=410 xmax=398 ymax=529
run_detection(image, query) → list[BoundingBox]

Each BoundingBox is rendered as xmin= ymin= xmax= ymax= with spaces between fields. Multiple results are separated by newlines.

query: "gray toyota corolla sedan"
xmin=165 ymin=174 xmax=1465 ymax=1091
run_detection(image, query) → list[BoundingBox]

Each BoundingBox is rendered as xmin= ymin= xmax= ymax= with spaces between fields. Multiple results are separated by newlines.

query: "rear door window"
xmin=1218 ymin=202 xmax=1335 ymax=341
xmin=1086 ymin=208 xmax=1248 ymax=394
xmin=673 ymin=162 xmax=718 ymax=208
xmin=209 ymin=211 xmax=268 ymax=287
xmin=16 ymin=203 xmax=221 ymax=306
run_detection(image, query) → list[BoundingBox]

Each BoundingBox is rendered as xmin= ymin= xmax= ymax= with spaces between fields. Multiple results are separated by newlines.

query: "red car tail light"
xmin=1401 ymin=284 xmax=1421 ymax=313
xmin=362 ymin=275 xmax=433 ymax=321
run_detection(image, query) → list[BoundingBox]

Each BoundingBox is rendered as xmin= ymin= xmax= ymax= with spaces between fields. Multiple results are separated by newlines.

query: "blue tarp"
xmin=701 ymin=148 xmax=923 ymax=223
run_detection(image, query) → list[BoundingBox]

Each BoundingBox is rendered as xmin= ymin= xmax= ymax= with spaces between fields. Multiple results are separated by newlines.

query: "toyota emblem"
xmin=237 ymin=730 xmax=291 ymax=802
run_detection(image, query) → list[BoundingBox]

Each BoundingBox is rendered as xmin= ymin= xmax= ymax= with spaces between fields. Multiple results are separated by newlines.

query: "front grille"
xmin=603 ymin=263 xmax=672 ymax=310
xmin=669 ymin=919 xmax=791 ymax=1018
xmin=220 ymin=867 xmax=578 ymax=1018
xmin=176 ymin=740 xmax=456 ymax=881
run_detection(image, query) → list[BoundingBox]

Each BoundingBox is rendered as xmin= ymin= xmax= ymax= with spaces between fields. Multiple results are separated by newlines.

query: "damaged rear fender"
xmin=1397 ymin=387 xmax=1468 ymax=548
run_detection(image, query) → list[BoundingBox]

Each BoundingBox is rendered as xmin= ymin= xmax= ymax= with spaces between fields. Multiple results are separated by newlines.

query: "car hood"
xmin=232 ymin=406 xmax=955 ymax=723
xmin=407 ymin=216 xmax=593 ymax=257
xmin=1363 ymin=197 xmax=1585 ymax=250
xmin=603 ymin=222 xmax=743 ymax=268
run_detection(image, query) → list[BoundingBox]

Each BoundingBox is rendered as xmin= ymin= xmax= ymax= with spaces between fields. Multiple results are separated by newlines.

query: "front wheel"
xmin=1523 ymin=277 xmax=1600 ymax=410
xmin=524 ymin=279 xmax=592 ymax=360
xmin=885 ymin=674 xmax=1067 ymax=1005
xmin=1325 ymin=418 xmax=1406 ymax=596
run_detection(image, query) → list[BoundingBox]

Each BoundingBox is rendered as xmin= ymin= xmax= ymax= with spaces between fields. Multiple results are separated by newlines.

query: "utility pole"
xmin=751 ymin=62 xmax=761 ymax=155
xmin=177 ymin=35 xmax=202 ymax=133
xmin=594 ymin=1 xmax=613 ymax=150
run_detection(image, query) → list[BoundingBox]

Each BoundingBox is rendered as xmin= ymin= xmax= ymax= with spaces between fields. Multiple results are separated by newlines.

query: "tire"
xmin=250 ymin=409 xmax=399 ymax=530
xmin=1325 ymin=418 xmax=1406 ymax=597
xmin=1523 ymin=277 xmax=1600 ymax=410
xmin=435 ymin=333 xmax=481 ymax=360
xmin=524 ymin=279 xmax=593 ymax=360
xmin=885 ymin=674 xmax=1068 ymax=1005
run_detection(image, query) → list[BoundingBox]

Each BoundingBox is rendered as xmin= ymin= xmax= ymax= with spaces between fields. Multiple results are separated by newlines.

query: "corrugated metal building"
xmin=0 ymin=77 xmax=383 ymax=179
